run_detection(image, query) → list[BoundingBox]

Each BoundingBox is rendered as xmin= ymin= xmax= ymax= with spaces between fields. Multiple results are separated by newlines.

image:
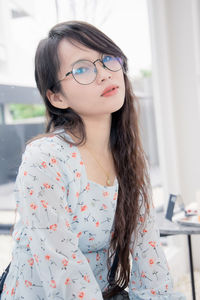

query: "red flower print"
xmin=134 ymin=257 xmax=138 ymax=261
xmin=149 ymin=241 xmax=156 ymax=248
xmin=80 ymin=161 xmax=84 ymax=165
xmin=66 ymin=221 xmax=70 ymax=228
xmin=41 ymin=161 xmax=47 ymax=168
xmin=28 ymin=258 xmax=34 ymax=266
xmin=81 ymin=205 xmax=87 ymax=212
xmin=34 ymin=254 xmax=39 ymax=263
xmin=45 ymin=255 xmax=50 ymax=260
xmin=26 ymin=244 xmax=30 ymax=248
xmin=43 ymin=183 xmax=51 ymax=189
xmin=132 ymin=280 xmax=136 ymax=285
xmin=72 ymin=152 xmax=77 ymax=158
xmin=62 ymin=259 xmax=69 ymax=267
xmin=56 ymin=177 xmax=60 ymax=181
xmin=99 ymin=275 xmax=102 ymax=280
xmin=102 ymin=204 xmax=107 ymax=210
xmin=113 ymin=192 xmax=117 ymax=200
xmin=11 ymin=288 xmax=15 ymax=295
xmin=96 ymin=253 xmax=100 ymax=261
xmin=51 ymin=158 xmax=56 ymax=164
xmin=65 ymin=205 xmax=72 ymax=213
xmin=151 ymin=290 xmax=156 ymax=295
xmin=30 ymin=203 xmax=37 ymax=210
xmin=141 ymin=271 xmax=146 ymax=278
xmin=72 ymin=253 xmax=76 ymax=259
xmin=77 ymin=260 xmax=83 ymax=264
xmin=86 ymin=183 xmax=90 ymax=191
xmin=103 ymin=191 xmax=109 ymax=197
xmin=84 ymin=275 xmax=90 ymax=283
xmin=139 ymin=216 xmax=144 ymax=223
xmin=49 ymin=224 xmax=57 ymax=231
xmin=149 ymin=259 xmax=154 ymax=265
xmin=76 ymin=172 xmax=81 ymax=178
xmin=16 ymin=280 xmax=19 ymax=287
xmin=25 ymin=280 xmax=32 ymax=287
xmin=78 ymin=291 xmax=85 ymax=299
xmin=41 ymin=200 xmax=48 ymax=208
xmin=89 ymin=237 xmax=95 ymax=241
xmin=76 ymin=192 xmax=79 ymax=197
xmin=65 ymin=278 xmax=70 ymax=285
xmin=166 ymin=284 xmax=168 ymax=290
xmin=61 ymin=186 xmax=65 ymax=192
xmin=77 ymin=232 xmax=82 ymax=238
xmin=143 ymin=228 xmax=147 ymax=233
xmin=29 ymin=190 xmax=34 ymax=195
xmin=73 ymin=216 xmax=77 ymax=221
xmin=24 ymin=171 xmax=27 ymax=176
xmin=57 ymin=172 xmax=61 ymax=177
xmin=50 ymin=280 xmax=56 ymax=288
xmin=96 ymin=221 xmax=99 ymax=227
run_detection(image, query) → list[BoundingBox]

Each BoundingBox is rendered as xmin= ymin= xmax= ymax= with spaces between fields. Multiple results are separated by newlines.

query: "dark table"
xmin=157 ymin=212 xmax=200 ymax=300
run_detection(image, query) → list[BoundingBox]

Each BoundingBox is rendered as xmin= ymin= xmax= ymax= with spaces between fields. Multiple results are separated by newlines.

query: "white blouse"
xmin=2 ymin=129 xmax=185 ymax=299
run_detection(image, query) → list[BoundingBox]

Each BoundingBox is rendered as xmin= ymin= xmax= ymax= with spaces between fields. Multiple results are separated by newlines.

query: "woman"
xmin=1 ymin=21 xmax=185 ymax=299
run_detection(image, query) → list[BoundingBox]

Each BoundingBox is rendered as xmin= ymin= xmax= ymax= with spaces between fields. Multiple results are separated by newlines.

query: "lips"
xmin=101 ymin=85 xmax=119 ymax=96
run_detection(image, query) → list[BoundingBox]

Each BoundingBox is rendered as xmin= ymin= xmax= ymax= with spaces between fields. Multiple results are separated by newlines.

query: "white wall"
xmin=147 ymin=0 xmax=200 ymax=271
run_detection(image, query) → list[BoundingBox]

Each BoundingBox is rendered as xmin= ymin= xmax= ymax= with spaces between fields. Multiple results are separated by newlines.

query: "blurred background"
xmin=0 ymin=0 xmax=200 ymax=299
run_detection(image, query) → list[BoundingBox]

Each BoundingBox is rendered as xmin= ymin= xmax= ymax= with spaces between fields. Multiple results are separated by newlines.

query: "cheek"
xmin=119 ymin=74 xmax=126 ymax=96
xmin=65 ymin=85 xmax=93 ymax=110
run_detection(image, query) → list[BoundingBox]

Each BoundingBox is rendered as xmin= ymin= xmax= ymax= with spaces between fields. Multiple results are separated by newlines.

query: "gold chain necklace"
xmin=84 ymin=144 xmax=111 ymax=186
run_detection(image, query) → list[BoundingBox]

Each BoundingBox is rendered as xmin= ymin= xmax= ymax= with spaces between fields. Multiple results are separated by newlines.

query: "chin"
xmin=110 ymin=98 xmax=125 ymax=113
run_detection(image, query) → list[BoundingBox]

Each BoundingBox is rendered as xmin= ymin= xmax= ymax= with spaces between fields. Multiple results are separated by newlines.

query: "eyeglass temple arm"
xmin=65 ymin=71 xmax=72 ymax=77
xmin=51 ymin=71 xmax=72 ymax=91
xmin=59 ymin=71 xmax=72 ymax=82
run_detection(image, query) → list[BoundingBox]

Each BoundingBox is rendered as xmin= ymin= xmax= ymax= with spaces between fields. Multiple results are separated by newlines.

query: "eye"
xmin=102 ymin=55 xmax=115 ymax=63
xmin=73 ymin=67 xmax=90 ymax=75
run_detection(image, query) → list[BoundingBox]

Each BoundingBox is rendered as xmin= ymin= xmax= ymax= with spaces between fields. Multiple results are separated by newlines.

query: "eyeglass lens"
xmin=72 ymin=55 xmax=123 ymax=84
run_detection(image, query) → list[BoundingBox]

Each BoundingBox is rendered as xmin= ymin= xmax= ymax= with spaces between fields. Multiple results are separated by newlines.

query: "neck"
xmin=72 ymin=114 xmax=112 ymax=155
xmin=83 ymin=115 xmax=112 ymax=155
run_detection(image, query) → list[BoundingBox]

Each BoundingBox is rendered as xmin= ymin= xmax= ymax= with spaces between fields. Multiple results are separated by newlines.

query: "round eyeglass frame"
xmin=54 ymin=54 xmax=124 ymax=88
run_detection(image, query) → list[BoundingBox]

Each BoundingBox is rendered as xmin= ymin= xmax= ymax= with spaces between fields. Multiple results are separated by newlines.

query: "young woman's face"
xmin=49 ymin=39 xmax=125 ymax=118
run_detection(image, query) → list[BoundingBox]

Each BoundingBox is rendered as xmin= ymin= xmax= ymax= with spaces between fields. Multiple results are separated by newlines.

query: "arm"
xmin=16 ymin=139 xmax=103 ymax=300
xmin=128 ymin=200 xmax=186 ymax=300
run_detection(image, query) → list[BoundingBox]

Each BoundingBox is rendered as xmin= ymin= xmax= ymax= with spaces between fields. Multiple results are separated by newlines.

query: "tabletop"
xmin=156 ymin=212 xmax=200 ymax=236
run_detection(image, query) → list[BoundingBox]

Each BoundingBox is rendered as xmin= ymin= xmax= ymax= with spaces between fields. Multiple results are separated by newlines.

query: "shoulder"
xmin=21 ymin=133 xmax=82 ymax=177
xmin=24 ymin=133 xmax=72 ymax=160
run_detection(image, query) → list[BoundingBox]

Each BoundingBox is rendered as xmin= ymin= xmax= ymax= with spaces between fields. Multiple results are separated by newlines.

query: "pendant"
xmin=106 ymin=178 xmax=111 ymax=186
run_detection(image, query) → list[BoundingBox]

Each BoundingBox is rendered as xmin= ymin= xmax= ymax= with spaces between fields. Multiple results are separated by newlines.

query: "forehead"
xmin=57 ymin=39 xmax=99 ymax=71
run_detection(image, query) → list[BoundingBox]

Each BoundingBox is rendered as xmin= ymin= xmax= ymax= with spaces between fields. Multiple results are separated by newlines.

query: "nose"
xmin=94 ymin=60 xmax=112 ymax=84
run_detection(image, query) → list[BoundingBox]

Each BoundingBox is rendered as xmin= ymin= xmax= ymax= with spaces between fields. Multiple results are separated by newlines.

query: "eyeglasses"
xmin=56 ymin=54 xmax=123 ymax=86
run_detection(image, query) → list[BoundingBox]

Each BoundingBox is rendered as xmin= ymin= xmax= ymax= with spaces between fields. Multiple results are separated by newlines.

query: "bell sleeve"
xmin=128 ymin=200 xmax=186 ymax=300
xmin=16 ymin=139 xmax=104 ymax=300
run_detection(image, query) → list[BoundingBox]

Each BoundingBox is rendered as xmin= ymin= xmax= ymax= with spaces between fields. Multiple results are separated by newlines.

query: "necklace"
xmin=84 ymin=144 xmax=111 ymax=186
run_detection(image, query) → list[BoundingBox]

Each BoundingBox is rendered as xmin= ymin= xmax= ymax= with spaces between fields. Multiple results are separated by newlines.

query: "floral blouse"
xmin=2 ymin=129 xmax=185 ymax=300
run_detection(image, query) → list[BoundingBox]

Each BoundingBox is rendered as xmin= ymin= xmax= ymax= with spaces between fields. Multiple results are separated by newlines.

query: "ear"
xmin=46 ymin=89 xmax=69 ymax=109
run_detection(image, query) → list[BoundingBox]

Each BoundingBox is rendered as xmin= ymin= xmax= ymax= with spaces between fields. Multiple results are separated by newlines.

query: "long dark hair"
xmin=33 ymin=20 xmax=150 ymax=298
